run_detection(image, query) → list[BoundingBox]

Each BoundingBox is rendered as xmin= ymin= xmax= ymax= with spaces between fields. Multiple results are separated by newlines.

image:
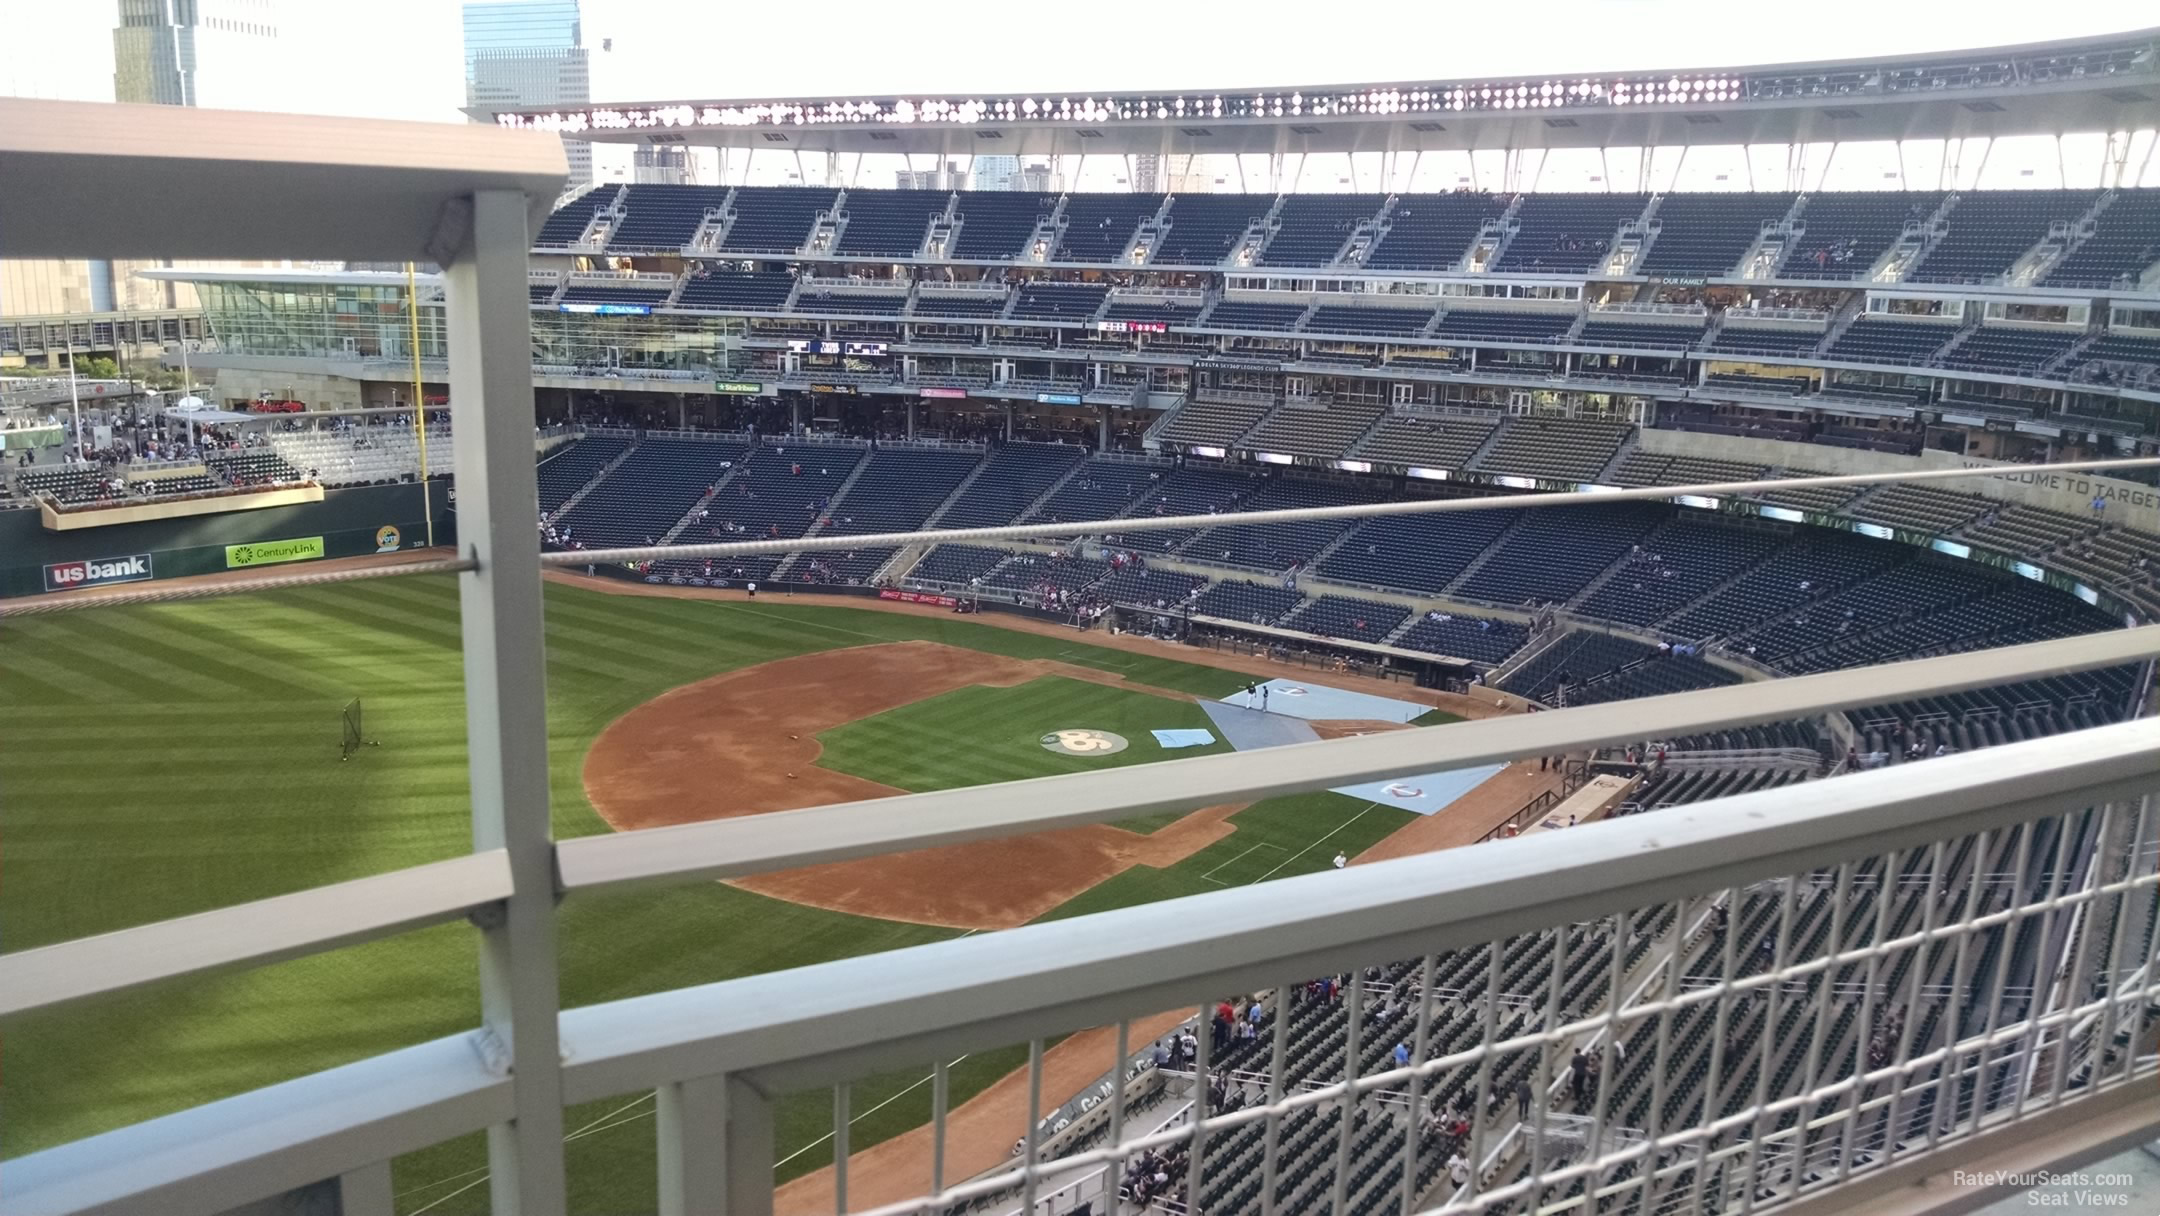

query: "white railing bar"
xmin=0 ymin=1032 xmax=512 ymax=1216
xmin=554 ymin=626 xmax=2160 ymax=894
xmin=0 ymin=850 xmax=514 ymax=1019
xmin=541 ymin=455 xmax=2160 ymax=569
xmin=551 ymin=720 xmax=2159 ymax=1101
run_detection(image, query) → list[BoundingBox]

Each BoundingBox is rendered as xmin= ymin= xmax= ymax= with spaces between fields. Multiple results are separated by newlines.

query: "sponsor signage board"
xmin=878 ymin=588 xmax=958 ymax=607
xmin=226 ymin=536 xmax=325 ymax=569
xmin=43 ymin=553 xmax=153 ymax=593
xmin=712 ymin=381 xmax=764 ymax=395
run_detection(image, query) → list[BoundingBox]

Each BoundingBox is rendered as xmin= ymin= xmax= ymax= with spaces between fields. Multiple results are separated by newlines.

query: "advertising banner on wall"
xmin=226 ymin=536 xmax=325 ymax=569
xmin=43 ymin=553 xmax=153 ymax=593
xmin=878 ymin=588 xmax=959 ymax=607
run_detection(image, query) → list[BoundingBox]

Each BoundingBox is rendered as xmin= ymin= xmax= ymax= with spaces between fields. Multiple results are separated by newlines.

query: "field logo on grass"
xmin=1382 ymin=783 xmax=1425 ymax=800
xmin=226 ymin=536 xmax=325 ymax=569
xmin=1040 ymin=729 xmax=1129 ymax=757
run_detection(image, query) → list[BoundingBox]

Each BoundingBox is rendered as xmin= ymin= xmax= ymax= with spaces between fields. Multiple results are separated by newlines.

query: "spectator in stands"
xmin=1515 ymin=1076 xmax=1533 ymax=1120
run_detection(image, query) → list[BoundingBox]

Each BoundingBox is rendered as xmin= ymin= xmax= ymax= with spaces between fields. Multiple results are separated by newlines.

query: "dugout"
xmin=1114 ymin=607 xmax=1476 ymax=690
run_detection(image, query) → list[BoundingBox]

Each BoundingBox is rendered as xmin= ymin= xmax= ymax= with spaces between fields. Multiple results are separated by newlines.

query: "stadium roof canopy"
xmin=487 ymin=29 xmax=2160 ymax=160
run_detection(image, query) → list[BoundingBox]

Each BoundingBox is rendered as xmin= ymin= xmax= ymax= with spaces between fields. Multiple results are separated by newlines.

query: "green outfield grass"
xmin=0 ymin=578 xmax=1427 ymax=1212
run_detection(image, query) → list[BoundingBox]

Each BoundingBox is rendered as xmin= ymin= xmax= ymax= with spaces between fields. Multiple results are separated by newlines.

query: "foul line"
xmin=1199 ymin=841 xmax=1289 ymax=886
xmin=773 ymin=1053 xmax=972 ymax=1169
xmin=1253 ymin=801 xmax=1382 ymax=884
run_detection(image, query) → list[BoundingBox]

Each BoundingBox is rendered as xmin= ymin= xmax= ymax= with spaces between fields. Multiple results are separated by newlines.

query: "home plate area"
xmin=1203 ymin=680 xmax=1504 ymax=816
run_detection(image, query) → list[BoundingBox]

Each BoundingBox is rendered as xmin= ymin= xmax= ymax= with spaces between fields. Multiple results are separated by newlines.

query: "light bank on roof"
xmin=488 ymin=28 xmax=2160 ymax=159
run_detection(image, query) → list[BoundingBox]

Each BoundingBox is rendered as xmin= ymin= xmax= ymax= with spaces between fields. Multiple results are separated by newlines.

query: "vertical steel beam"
xmin=725 ymin=1076 xmax=778 ymax=1216
xmin=658 ymin=1076 xmax=729 ymax=1216
xmin=445 ymin=187 xmax=568 ymax=1216
xmin=337 ymin=1161 xmax=393 ymax=1216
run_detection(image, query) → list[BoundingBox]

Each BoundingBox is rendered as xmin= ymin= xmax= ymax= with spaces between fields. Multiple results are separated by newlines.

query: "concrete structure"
xmin=113 ymin=0 xmax=285 ymax=108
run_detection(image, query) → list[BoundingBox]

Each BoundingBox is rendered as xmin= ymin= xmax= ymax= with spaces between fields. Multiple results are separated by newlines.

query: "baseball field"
xmin=0 ymin=574 xmax=1460 ymax=1214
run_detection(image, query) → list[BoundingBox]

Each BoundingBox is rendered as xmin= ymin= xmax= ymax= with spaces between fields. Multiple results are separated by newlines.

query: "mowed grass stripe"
xmin=50 ymin=608 xmax=336 ymax=701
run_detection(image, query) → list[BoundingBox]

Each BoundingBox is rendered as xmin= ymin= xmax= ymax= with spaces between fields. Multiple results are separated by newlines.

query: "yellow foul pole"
xmin=405 ymin=262 xmax=435 ymax=548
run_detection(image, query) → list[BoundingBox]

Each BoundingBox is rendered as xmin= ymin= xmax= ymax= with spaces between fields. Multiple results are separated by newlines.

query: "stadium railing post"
xmin=445 ymin=186 xmax=569 ymax=1216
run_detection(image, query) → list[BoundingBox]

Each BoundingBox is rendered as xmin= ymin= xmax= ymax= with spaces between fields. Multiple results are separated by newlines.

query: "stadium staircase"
xmin=917 ymin=453 xmax=998 ymax=528
xmin=1438 ymin=513 xmax=1536 ymax=595
xmin=681 ymin=189 xmax=739 ymax=255
xmin=655 ymin=459 xmax=750 ymax=545
xmin=1591 ymin=432 xmax=1642 ymax=484
xmin=768 ymin=454 xmax=879 ymax=580
xmin=1011 ymin=458 xmax=1093 ymax=523
xmin=545 ymin=439 xmax=641 ymax=519
xmin=1458 ymin=418 xmax=1512 ymax=469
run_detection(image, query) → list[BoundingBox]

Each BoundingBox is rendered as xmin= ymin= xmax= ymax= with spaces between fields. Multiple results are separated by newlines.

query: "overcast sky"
xmin=0 ymin=0 xmax=2153 ymax=122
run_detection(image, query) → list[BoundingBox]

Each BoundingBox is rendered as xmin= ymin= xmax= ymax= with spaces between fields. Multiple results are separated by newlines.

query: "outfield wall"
xmin=0 ymin=481 xmax=452 ymax=599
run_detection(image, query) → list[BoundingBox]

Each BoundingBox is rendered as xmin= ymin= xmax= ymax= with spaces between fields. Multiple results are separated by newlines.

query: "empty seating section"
xmin=1157 ymin=398 xmax=1273 ymax=447
xmin=791 ymin=291 xmax=905 ymax=317
xmin=1502 ymin=632 xmax=1662 ymax=702
xmin=1703 ymin=372 xmax=1817 ymax=396
xmin=1352 ymin=413 xmax=1499 ymax=470
xmin=1363 ymin=193 xmax=1507 ymax=271
xmin=1202 ymin=300 xmax=1307 ymax=330
xmin=982 ymin=552 xmax=1109 ymax=596
xmin=1578 ymin=520 xmax=1784 ymax=626
xmin=1611 ymin=452 xmax=1767 ymax=489
xmin=1826 ymin=319 xmax=1957 ymax=365
xmin=1055 ymin=194 xmax=1162 ymax=262
xmin=1102 ymin=300 xmax=1201 ymax=325
xmin=1938 ymin=326 xmax=2082 ymax=376
xmin=2069 ymin=332 xmax=2160 ymax=379
xmin=909 ymin=544 xmax=1013 ymax=584
xmin=950 ymin=193 xmax=1058 ymax=259
xmin=1665 ymin=531 xmax=1902 ymax=638
xmin=1110 ymin=467 xmax=1257 ymax=553
xmin=1706 ymin=325 xmax=1824 ymax=358
xmin=1475 ymin=417 xmax=1631 ymax=482
xmin=1456 ymin=503 xmax=1663 ymax=604
xmin=1783 ymin=191 xmax=1943 ymax=279
xmin=207 ymin=450 xmax=302 ymax=486
xmin=555 ymin=439 xmax=742 ymax=547
xmin=935 ymin=442 xmax=1085 ymax=528
xmin=1396 ymin=613 xmax=1528 ymax=664
xmin=720 ymin=186 xmax=838 ymax=254
xmin=266 ymin=427 xmax=454 ymax=487
xmin=1638 ymin=193 xmax=1795 ymax=276
xmin=675 ymin=271 xmax=792 ymax=311
xmin=1025 ymin=458 xmax=1162 ymax=524
xmin=1570 ymin=652 xmax=1742 ymax=705
xmin=1747 ymin=559 xmax=2000 ymax=664
xmin=912 ymin=293 xmax=1007 ymax=319
xmin=688 ymin=445 xmax=864 ymax=580
xmin=1282 ymin=594 xmax=1409 ymax=641
xmin=834 ymin=189 xmax=948 ymax=258
xmin=1320 ymin=506 xmax=1523 ymax=592
xmin=1188 ymin=579 xmax=1305 ymax=624
xmin=1155 ymin=195 xmax=1268 ymax=265
xmin=608 ymin=185 xmax=730 ymax=252
xmin=1303 ymin=306 xmax=1434 ymax=338
xmin=535 ymin=436 xmax=630 ymax=514
xmin=804 ymin=448 xmax=982 ymax=582
xmin=1575 ymin=320 xmax=1703 ymax=350
xmin=1010 ymin=282 xmax=1107 ymax=322
xmin=1190 ymin=478 xmax=1372 ymax=571
xmin=1961 ymin=505 xmax=2093 ymax=554
xmin=529 ymin=284 xmax=558 ymax=305
xmin=557 ymin=284 xmax=670 ymax=308
xmin=1261 ymin=195 xmax=1385 ymax=267
xmin=1855 ymin=484 xmax=1989 ymax=533
xmin=1430 ymin=309 xmax=1573 ymax=342
xmin=1492 ymin=193 xmax=1648 ymax=274
xmin=533 ymin=186 xmax=616 ymax=247
xmin=1242 ymin=401 xmax=1386 ymax=460
xmin=16 ymin=466 xmax=108 ymax=504
xmin=2043 ymin=189 xmax=2160 ymax=286
xmin=1907 ymin=189 xmax=2098 ymax=284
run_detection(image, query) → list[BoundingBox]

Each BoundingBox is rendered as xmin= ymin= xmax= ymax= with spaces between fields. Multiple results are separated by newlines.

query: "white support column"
xmin=658 ymin=1075 xmax=729 ymax=1216
xmin=337 ymin=1161 xmax=394 ymax=1216
xmin=724 ymin=1076 xmax=778 ymax=1216
xmin=444 ymin=187 xmax=568 ymax=1216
